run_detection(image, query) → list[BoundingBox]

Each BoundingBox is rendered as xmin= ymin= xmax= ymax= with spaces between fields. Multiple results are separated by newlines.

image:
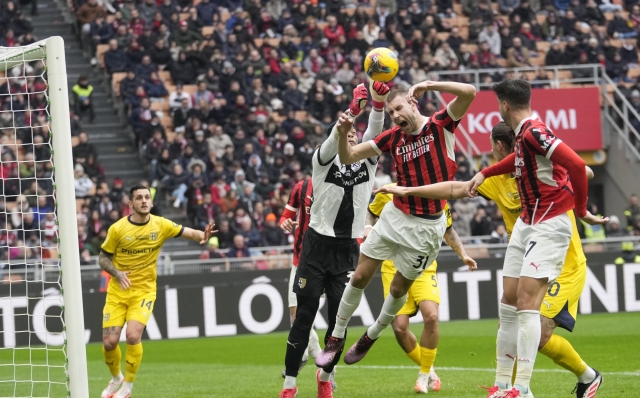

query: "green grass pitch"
xmin=2 ymin=313 xmax=639 ymax=397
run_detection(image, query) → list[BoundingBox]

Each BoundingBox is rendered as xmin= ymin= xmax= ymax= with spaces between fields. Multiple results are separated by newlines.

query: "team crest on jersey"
xmin=104 ymin=313 xmax=110 ymax=321
xmin=298 ymin=278 xmax=306 ymax=289
xmin=351 ymin=162 xmax=362 ymax=172
xmin=150 ymin=232 xmax=158 ymax=241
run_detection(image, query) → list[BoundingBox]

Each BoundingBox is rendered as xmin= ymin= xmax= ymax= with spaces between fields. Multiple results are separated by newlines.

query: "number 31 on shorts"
xmin=413 ymin=255 xmax=430 ymax=271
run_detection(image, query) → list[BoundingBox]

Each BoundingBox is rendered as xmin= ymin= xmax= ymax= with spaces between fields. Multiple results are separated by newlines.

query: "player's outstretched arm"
xmin=182 ymin=222 xmax=218 ymax=244
xmin=466 ymin=153 xmax=517 ymax=197
xmin=407 ymin=80 xmax=476 ymax=120
xmin=374 ymin=181 xmax=470 ymax=200
xmin=361 ymin=81 xmax=390 ymax=143
xmin=443 ymin=227 xmax=477 ymax=271
xmin=99 ymin=251 xmax=131 ymax=290
xmin=336 ymin=112 xmax=380 ymax=164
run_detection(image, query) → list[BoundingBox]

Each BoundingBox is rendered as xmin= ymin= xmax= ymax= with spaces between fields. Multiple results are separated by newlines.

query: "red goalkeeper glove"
xmin=348 ymin=83 xmax=369 ymax=117
xmin=370 ymin=81 xmax=390 ymax=110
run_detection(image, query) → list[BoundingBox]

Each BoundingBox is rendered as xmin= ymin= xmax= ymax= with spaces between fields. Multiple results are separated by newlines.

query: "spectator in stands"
xmin=517 ymin=22 xmax=539 ymax=55
xmin=74 ymin=164 xmax=95 ymax=200
xmin=606 ymin=216 xmax=628 ymax=237
xmin=479 ymin=23 xmax=501 ymax=56
xmin=261 ymin=213 xmax=286 ymax=246
xmin=71 ymin=76 xmax=95 ymax=124
xmin=170 ymin=52 xmax=197 ymax=84
xmin=621 ymin=39 xmax=639 ymax=68
xmin=507 ymin=37 xmax=532 ymax=67
xmin=470 ymin=207 xmax=494 ymax=238
xmin=227 ymin=234 xmax=251 ymax=265
xmin=73 ymin=132 xmax=98 ymax=164
xmin=129 ymin=97 xmax=155 ymax=146
xmin=607 ymin=52 xmax=632 ymax=82
xmin=76 ymin=0 xmax=106 ymax=43
xmin=489 ymin=224 xmax=509 ymax=244
xmin=435 ymin=41 xmax=459 ymax=68
xmin=164 ymin=163 xmax=189 ymax=209
xmin=144 ymin=71 xmax=169 ymax=100
xmin=138 ymin=0 xmax=158 ymax=24
xmin=135 ymin=54 xmax=157 ymax=82
xmin=89 ymin=16 xmax=113 ymax=66
xmin=238 ymin=218 xmax=261 ymax=247
xmin=625 ymin=194 xmax=640 ymax=232
xmin=499 ymin=25 xmax=513 ymax=57
xmin=540 ymin=11 xmax=563 ymax=41
xmin=572 ymin=52 xmax=597 ymax=79
xmin=499 ymin=0 xmax=520 ymax=15
xmin=563 ymin=36 xmax=581 ymax=64
xmin=103 ymin=39 xmax=130 ymax=75
xmin=608 ymin=11 xmax=637 ymax=39
xmin=169 ymin=83 xmax=192 ymax=110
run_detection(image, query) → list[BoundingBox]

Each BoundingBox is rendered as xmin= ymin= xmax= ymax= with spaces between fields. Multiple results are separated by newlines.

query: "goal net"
xmin=0 ymin=37 xmax=88 ymax=398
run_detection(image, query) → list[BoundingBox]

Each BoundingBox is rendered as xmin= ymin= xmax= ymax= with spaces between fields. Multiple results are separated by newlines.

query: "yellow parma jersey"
xmin=369 ymin=183 xmax=452 ymax=274
xmin=101 ymin=215 xmax=184 ymax=292
xmin=479 ymin=175 xmax=586 ymax=269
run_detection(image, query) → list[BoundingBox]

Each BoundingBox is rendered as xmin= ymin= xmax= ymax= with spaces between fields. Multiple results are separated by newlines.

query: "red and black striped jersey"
xmin=370 ymin=106 xmax=459 ymax=216
xmin=513 ymin=117 xmax=577 ymax=224
xmin=281 ymin=178 xmax=313 ymax=266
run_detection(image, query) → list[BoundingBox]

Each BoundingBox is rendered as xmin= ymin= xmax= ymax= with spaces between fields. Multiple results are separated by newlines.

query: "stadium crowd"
xmin=2 ymin=0 xmax=640 ymax=273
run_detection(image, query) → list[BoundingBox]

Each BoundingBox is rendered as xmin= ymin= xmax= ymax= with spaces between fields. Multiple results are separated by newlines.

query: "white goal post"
xmin=0 ymin=36 xmax=89 ymax=397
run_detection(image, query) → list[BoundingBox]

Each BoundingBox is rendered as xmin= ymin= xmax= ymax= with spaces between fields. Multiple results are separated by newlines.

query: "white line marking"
xmin=347 ymin=365 xmax=640 ymax=377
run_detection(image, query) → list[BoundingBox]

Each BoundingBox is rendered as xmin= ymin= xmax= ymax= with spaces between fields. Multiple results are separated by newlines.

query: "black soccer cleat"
xmin=573 ymin=369 xmax=603 ymax=398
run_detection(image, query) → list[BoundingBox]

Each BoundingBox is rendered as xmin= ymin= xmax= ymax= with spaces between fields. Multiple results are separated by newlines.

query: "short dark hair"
xmin=129 ymin=184 xmax=149 ymax=198
xmin=492 ymin=79 xmax=531 ymax=109
xmin=386 ymin=88 xmax=408 ymax=104
xmin=491 ymin=121 xmax=516 ymax=150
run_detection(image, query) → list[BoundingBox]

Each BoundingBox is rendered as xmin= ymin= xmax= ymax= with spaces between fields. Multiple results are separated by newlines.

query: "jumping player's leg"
xmin=284 ymin=295 xmax=321 ymax=390
xmin=331 ymin=253 xmax=384 ymax=340
xmin=390 ymin=315 xmax=420 ymax=363
xmin=317 ymin=294 xmax=344 ymax=384
xmin=287 ymin=265 xmax=319 ymax=365
xmin=367 ymin=271 xmax=412 ymax=340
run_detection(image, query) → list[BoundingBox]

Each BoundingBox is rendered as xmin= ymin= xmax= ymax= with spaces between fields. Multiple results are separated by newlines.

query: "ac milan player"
xmin=316 ymin=81 xmax=477 ymax=377
xmin=465 ymin=79 xmax=608 ymax=398
xmin=278 ymin=178 xmax=324 ymax=382
xmin=280 ymin=80 xmax=390 ymax=398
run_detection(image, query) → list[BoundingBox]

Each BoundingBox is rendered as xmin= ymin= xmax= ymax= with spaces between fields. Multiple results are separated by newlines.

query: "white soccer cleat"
xmin=428 ymin=371 xmax=441 ymax=392
xmin=101 ymin=377 xmax=123 ymax=398
xmin=114 ymin=385 xmax=132 ymax=398
xmin=414 ymin=372 xmax=430 ymax=394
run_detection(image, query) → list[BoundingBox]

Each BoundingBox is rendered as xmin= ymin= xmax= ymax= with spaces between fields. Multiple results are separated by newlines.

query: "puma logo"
xmin=505 ymin=354 xmax=515 ymax=360
xmin=286 ymin=340 xmax=298 ymax=349
xmin=530 ymin=262 xmax=540 ymax=271
xmin=126 ymin=360 xmax=135 ymax=367
xmin=105 ymin=361 xmax=114 ymax=366
xmin=543 ymin=300 xmax=552 ymax=310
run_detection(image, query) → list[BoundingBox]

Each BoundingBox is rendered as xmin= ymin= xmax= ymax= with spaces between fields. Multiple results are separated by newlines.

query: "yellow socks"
xmin=406 ymin=345 xmax=421 ymax=366
xmin=102 ymin=345 xmax=121 ymax=377
xmin=124 ymin=343 xmax=144 ymax=383
xmin=419 ymin=347 xmax=437 ymax=374
xmin=539 ymin=334 xmax=587 ymax=377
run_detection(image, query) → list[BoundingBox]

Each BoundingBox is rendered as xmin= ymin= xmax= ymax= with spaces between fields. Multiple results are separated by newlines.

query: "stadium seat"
xmin=628 ymin=67 xmax=640 ymax=79
xmin=179 ymin=13 xmax=189 ymax=21
xmin=182 ymin=85 xmax=198 ymax=96
xmin=151 ymin=101 xmax=170 ymax=113
xmin=158 ymin=70 xmax=172 ymax=83
xmin=96 ymin=44 xmax=109 ymax=69
xmin=202 ymin=26 xmax=214 ymax=36
xmin=111 ymin=72 xmax=127 ymax=97
xmin=165 ymin=130 xmax=176 ymax=143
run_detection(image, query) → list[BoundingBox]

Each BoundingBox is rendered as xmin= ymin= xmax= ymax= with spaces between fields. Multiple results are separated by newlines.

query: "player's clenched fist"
xmin=348 ymin=83 xmax=369 ymax=117
xmin=336 ymin=111 xmax=354 ymax=136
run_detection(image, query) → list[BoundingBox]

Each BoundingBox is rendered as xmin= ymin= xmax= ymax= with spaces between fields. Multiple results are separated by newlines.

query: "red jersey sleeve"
xmin=431 ymin=106 xmax=461 ymax=134
xmin=481 ymin=153 xmax=516 ymax=178
xmin=370 ymin=128 xmax=394 ymax=155
xmin=549 ymin=143 xmax=588 ymax=218
xmin=523 ymin=127 xmax=562 ymax=158
xmin=285 ymin=181 xmax=302 ymax=213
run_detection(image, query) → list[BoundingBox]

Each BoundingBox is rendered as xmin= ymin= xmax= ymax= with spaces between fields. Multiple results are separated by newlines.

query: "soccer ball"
xmin=364 ymin=48 xmax=399 ymax=82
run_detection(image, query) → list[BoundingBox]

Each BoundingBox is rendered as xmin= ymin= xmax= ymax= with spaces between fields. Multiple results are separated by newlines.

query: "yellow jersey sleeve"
xmin=160 ymin=217 xmax=184 ymax=241
xmin=476 ymin=175 xmax=497 ymax=201
xmin=368 ymin=183 xmax=395 ymax=218
xmin=444 ymin=202 xmax=452 ymax=229
xmin=101 ymin=223 xmax=120 ymax=254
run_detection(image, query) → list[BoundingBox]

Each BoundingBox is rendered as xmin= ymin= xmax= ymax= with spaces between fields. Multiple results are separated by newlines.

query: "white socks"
xmin=514 ymin=310 xmax=541 ymax=390
xmin=578 ymin=366 xmax=597 ymax=384
xmin=495 ymin=303 xmax=518 ymax=388
xmin=332 ymin=283 xmax=363 ymax=339
xmin=367 ymin=293 xmax=407 ymax=340
xmin=308 ymin=328 xmax=321 ymax=359
xmin=283 ymin=376 xmax=296 ymax=389
xmin=319 ymin=369 xmax=332 ymax=382
xmin=113 ymin=373 xmax=123 ymax=383
xmin=122 ymin=381 xmax=133 ymax=390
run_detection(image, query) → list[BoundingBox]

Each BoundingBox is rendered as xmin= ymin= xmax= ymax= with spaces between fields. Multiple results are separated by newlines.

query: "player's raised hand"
xmin=348 ymin=83 xmax=369 ymax=117
xmin=336 ymin=111 xmax=354 ymax=136
xmin=463 ymin=255 xmax=477 ymax=271
xmin=579 ymin=212 xmax=610 ymax=226
xmin=373 ymin=185 xmax=408 ymax=197
xmin=407 ymin=81 xmax=433 ymax=106
xmin=370 ymin=80 xmax=390 ymax=108
xmin=465 ymin=172 xmax=485 ymax=197
xmin=116 ymin=271 xmax=131 ymax=290
xmin=200 ymin=222 xmax=218 ymax=244
xmin=280 ymin=218 xmax=299 ymax=232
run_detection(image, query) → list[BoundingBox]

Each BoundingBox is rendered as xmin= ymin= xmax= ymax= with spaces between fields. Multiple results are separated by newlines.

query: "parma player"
xmin=366 ymin=183 xmax=476 ymax=393
xmin=376 ymin=122 xmax=603 ymax=398
xmin=99 ymin=184 xmax=215 ymax=398
xmin=466 ymin=80 xmax=608 ymax=398
xmin=280 ymin=81 xmax=390 ymax=398
xmin=317 ymin=80 xmax=476 ymax=368
xmin=279 ymin=178 xmax=324 ymax=381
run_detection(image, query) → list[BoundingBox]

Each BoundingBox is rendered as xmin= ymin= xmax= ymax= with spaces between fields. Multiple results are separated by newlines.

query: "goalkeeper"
xmin=99 ymin=184 xmax=216 ymax=398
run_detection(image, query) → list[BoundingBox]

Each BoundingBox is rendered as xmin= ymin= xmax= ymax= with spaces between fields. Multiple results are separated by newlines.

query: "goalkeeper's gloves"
xmin=370 ymin=80 xmax=390 ymax=110
xmin=348 ymin=83 xmax=369 ymax=118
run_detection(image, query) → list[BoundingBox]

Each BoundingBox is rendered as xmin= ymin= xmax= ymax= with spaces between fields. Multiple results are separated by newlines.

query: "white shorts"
xmin=503 ymin=212 xmax=572 ymax=281
xmin=288 ymin=264 xmax=297 ymax=308
xmin=361 ymin=202 xmax=447 ymax=281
